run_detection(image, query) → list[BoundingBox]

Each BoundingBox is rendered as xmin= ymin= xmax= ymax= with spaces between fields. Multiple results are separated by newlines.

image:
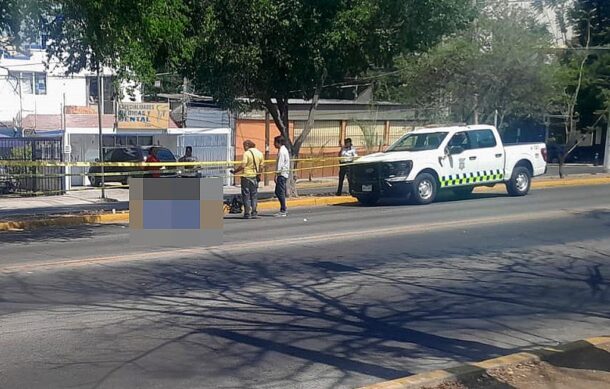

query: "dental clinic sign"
xmin=118 ymin=102 xmax=170 ymax=130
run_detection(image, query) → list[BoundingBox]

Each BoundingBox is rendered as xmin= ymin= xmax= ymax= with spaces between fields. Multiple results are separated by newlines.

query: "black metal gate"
xmin=0 ymin=137 xmax=65 ymax=196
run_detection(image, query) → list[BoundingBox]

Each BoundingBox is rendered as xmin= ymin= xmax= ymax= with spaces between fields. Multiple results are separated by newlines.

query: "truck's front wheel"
xmin=411 ymin=173 xmax=438 ymax=205
xmin=507 ymin=166 xmax=531 ymax=196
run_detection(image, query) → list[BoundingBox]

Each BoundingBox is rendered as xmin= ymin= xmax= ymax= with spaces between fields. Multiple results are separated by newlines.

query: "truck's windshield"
xmin=386 ymin=132 xmax=448 ymax=152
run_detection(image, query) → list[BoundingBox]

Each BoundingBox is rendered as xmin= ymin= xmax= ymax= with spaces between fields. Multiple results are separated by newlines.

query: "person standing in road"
xmin=231 ymin=140 xmax=264 ymax=219
xmin=274 ymin=136 xmax=290 ymax=217
xmin=336 ymin=138 xmax=357 ymax=196
xmin=179 ymin=146 xmax=198 ymax=177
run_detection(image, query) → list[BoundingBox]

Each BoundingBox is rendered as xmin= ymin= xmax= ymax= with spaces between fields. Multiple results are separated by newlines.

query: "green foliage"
xmin=569 ymin=0 xmax=610 ymax=130
xmin=0 ymin=0 xmax=48 ymax=51
xmin=6 ymin=0 xmax=475 ymax=158
xmin=380 ymin=3 xmax=558 ymax=129
xmin=186 ymin=0 xmax=475 ymax=154
xmin=44 ymin=0 xmax=191 ymax=83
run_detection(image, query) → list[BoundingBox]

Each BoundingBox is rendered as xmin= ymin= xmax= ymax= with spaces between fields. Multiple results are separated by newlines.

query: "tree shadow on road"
xmin=1 ymin=236 xmax=610 ymax=388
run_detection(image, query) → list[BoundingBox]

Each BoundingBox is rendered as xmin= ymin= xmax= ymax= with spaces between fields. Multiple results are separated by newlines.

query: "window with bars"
xmin=9 ymin=72 xmax=47 ymax=95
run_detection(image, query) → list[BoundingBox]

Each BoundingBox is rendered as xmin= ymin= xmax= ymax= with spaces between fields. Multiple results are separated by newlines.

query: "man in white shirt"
xmin=337 ymin=138 xmax=358 ymax=196
xmin=274 ymin=136 xmax=290 ymax=217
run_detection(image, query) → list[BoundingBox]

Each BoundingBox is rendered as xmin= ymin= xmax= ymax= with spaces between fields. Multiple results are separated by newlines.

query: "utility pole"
xmin=97 ymin=67 xmax=106 ymax=199
xmin=474 ymin=93 xmax=479 ymax=125
xmin=62 ymin=92 xmax=68 ymax=191
xmin=182 ymin=77 xmax=188 ymax=127
xmin=62 ymin=93 xmax=66 ymax=132
xmin=18 ymin=73 xmax=23 ymax=130
xmin=604 ymin=100 xmax=610 ymax=173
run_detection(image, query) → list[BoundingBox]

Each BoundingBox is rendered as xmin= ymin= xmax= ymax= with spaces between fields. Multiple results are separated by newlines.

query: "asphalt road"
xmin=1 ymin=184 xmax=610 ymax=388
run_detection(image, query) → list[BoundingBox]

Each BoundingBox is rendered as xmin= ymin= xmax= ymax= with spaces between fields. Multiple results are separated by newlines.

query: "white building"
xmin=0 ymin=43 xmax=142 ymax=127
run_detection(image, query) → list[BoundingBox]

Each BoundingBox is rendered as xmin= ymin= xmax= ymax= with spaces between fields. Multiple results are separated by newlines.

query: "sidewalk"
xmin=0 ymin=167 xmax=608 ymax=221
xmin=0 ymin=178 xmax=339 ymax=220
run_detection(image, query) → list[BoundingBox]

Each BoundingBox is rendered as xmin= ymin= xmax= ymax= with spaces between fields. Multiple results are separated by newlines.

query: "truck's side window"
xmin=448 ymin=132 xmax=472 ymax=150
xmin=469 ymin=129 xmax=497 ymax=149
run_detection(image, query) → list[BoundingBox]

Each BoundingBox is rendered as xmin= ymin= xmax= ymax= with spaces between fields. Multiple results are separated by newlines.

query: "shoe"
xmin=243 ymin=214 xmax=251 ymax=219
xmin=252 ymin=211 xmax=258 ymax=218
xmin=274 ymin=212 xmax=287 ymax=217
xmin=336 ymin=192 xmax=342 ymax=196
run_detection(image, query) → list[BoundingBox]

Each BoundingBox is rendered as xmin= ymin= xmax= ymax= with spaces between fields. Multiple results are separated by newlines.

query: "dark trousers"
xmin=275 ymin=175 xmax=287 ymax=212
xmin=241 ymin=177 xmax=258 ymax=215
xmin=337 ymin=165 xmax=351 ymax=194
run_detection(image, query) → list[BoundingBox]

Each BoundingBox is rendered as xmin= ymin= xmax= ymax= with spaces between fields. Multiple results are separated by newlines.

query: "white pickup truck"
xmin=349 ymin=125 xmax=547 ymax=205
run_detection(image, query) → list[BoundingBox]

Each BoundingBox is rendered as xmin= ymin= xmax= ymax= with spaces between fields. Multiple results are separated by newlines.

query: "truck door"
xmin=467 ymin=129 xmax=505 ymax=184
xmin=439 ymin=131 xmax=479 ymax=188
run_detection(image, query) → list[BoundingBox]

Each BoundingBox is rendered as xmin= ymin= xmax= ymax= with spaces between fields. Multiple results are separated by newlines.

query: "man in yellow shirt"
xmin=231 ymin=140 xmax=264 ymax=219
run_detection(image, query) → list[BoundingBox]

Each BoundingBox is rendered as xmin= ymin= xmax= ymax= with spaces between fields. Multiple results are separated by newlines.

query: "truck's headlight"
xmin=384 ymin=161 xmax=412 ymax=180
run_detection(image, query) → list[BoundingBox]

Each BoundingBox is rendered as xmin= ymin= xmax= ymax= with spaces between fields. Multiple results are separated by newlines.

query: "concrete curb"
xmin=472 ymin=175 xmax=610 ymax=193
xmin=1 ymin=174 xmax=609 ymax=231
xmin=0 ymin=212 xmax=130 ymax=231
xmin=360 ymin=336 xmax=610 ymax=389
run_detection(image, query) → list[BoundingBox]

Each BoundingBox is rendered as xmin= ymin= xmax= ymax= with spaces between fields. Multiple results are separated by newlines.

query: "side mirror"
xmin=448 ymin=146 xmax=464 ymax=155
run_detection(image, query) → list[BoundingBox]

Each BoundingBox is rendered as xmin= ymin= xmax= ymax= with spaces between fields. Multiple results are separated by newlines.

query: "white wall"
xmin=0 ymin=49 xmax=142 ymax=124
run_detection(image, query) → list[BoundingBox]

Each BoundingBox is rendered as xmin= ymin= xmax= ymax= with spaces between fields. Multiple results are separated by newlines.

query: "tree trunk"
xmin=263 ymin=71 xmax=327 ymax=198
xmin=263 ymin=97 xmax=290 ymax=147
xmin=289 ymin=70 xmax=327 ymax=197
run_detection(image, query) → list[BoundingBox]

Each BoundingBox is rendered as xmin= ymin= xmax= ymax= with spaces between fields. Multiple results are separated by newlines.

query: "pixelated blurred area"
xmin=129 ymin=177 xmax=223 ymax=247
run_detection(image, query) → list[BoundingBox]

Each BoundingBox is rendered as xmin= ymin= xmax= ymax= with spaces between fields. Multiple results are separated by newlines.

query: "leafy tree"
xmin=570 ymin=0 xmax=610 ymax=131
xmin=378 ymin=3 xmax=558 ymax=132
xmin=532 ymin=0 xmax=573 ymax=47
xmin=44 ymin=0 xmax=190 ymax=84
xmin=0 ymin=0 xmax=47 ymax=52
xmin=538 ymin=0 xmax=610 ymax=175
xmin=185 ymin=0 xmax=475 ymax=161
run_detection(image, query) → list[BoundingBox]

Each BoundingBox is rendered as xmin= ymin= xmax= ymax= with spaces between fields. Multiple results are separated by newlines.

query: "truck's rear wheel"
xmin=356 ymin=194 xmax=379 ymax=206
xmin=411 ymin=173 xmax=437 ymax=205
xmin=507 ymin=167 xmax=531 ymax=196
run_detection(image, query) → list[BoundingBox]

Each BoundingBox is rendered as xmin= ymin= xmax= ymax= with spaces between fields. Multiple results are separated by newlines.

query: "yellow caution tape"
xmin=0 ymin=156 xmax=351 ymax=168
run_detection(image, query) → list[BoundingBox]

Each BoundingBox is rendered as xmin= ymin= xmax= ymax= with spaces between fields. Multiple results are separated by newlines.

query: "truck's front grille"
xmin=350 ymin=163 xmax=380 ymax=183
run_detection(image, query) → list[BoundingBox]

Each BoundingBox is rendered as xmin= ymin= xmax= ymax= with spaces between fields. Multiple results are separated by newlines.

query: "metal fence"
xmin=0 ymin=137 xmax=65 ymax=196
xmin=177 ymin=133 xmax=230 ymax=184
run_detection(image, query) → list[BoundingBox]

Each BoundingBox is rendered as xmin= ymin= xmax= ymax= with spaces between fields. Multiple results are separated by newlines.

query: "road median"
xmin=1 ymin=173 xmax=609 ymax=231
